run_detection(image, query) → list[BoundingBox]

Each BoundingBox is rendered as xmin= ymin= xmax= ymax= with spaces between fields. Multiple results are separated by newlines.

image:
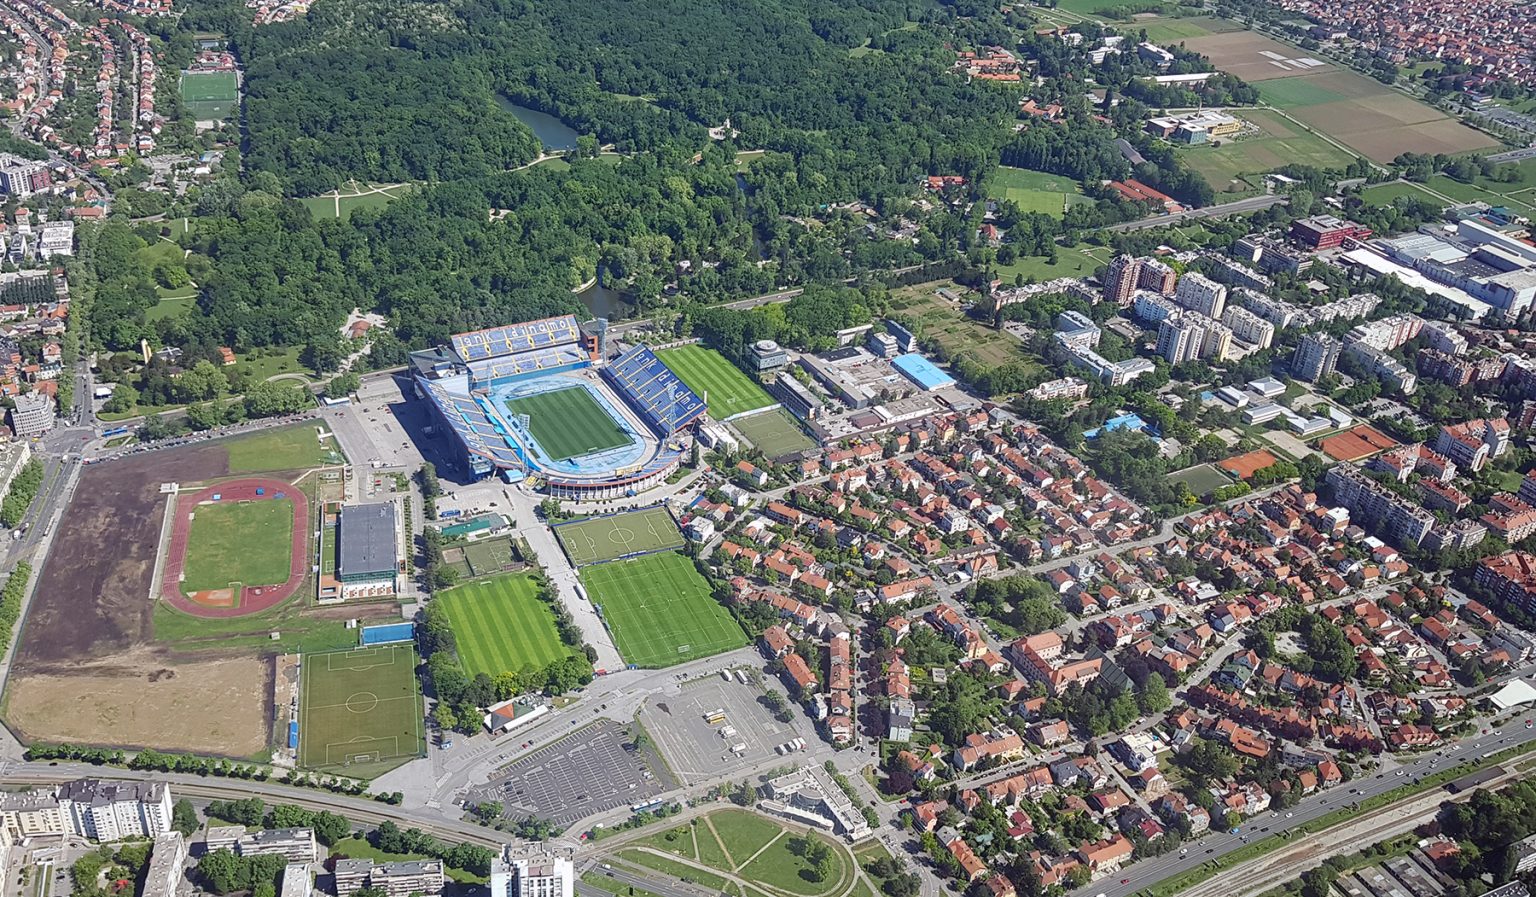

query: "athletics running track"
xmin=159 ymin=477 xmax=309 ymax=618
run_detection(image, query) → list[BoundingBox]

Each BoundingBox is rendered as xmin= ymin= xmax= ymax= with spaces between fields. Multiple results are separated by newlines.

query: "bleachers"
xmin=451 ymin=315 xmax=582 ymax=364
xmin=467 ymin=344 xmax=587 ymax=384
xmin=602 ymin=345 xmax=707 ymax=436
xmin=421 ymin=379 xmax=523 ymax=469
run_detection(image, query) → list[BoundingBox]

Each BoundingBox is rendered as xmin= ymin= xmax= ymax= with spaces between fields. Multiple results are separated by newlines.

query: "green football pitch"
xmin=657 ymin=345 xmax=773 ymax=419
xmin=180 ymin=71 xmax=237 ymax=120
xmin=182 ymin=499 xmax=293 ymax=593
xmin=435 ymin=573 xmax=572 ymax=677
xmin=580 ymin=552 xmax=746 ymax=668
xmin=503 ymin=386 xmax=630 ymax=461
xmin=555 ymin=506 xmax=684 ymax=566
xmin=299 ymin=645 xmax=423 ymax=775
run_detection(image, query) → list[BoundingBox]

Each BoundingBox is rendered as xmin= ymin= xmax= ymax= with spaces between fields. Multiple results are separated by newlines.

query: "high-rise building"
xmin=58 ymin=779 xmax=172 ymax=842
xmin=491 ymin=844 xmax=575 ymax=897
xmin=1200 ymin=319 xmax=1233 ymax=362
xmin=1104 ymin=255 xmax=1141 ymax=305
xmin=1292 ymin=333 xmax=1341 ymax=382
xmin=1174 ymin=271 xmax=1227 ymax=319
xmin=1221 ymin=306 xmax=1274 ymax=349
xmin=1156 ymin=315 xmax=1204 ymax=365
xmin=1137 ymin=258 xmax=1176 ymax=295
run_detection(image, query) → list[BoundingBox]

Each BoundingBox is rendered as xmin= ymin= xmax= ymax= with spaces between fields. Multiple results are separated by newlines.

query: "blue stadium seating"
xmin=602 ymin=346 xmax=706 ymax=436
xmin=451 ymin=315 xmax=582 ymax=368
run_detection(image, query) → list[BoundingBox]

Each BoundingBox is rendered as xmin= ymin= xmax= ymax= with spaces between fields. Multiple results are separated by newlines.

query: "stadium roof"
xmin=1488 ymin=679 xmax=1536 ymax=711
xmin=338 ymin=503 xmax=398 ymax=580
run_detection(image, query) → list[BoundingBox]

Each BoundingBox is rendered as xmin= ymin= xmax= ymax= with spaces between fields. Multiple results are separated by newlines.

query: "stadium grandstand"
xmin=412 ymin=316 xmax=705 ymax=499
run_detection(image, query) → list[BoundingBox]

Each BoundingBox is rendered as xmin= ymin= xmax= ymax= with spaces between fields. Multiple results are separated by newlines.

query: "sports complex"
xmin=412 ymin=315 xmax=708 ymax=498
xmin=159 ymin=477 xmax=309 ymax=617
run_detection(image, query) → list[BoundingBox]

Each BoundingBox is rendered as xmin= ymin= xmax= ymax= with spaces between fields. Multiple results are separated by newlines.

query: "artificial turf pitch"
xmin=657 ymin=345 xmax=773 ymax=419
xmin=580 ymin=552 xmax=747 ymax=668
xmin=555 ymin=506 xmax=684 ymax=566
xmin=435 ymin=573 xmax=572 ymax=677
xmin=181 ymin=499 xmax=293 ymax=593
xmin=299 ymin=645 xmax=423 ymax=773
xmin=503 ymin=386 xmax=630 ymax=461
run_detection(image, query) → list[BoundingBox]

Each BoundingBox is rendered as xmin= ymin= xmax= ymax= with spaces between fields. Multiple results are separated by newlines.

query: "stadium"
xmin=412 ymin=315 xmax=707 ymax=499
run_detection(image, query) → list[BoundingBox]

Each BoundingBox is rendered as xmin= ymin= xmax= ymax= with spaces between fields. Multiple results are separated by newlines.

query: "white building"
xmin=58 ymin=779 xmax=173 ymax=842
xmin=491 ymin=843 xmax=575 ymax=897
xmin=9 ymin=391 xmax=54 ymax=437
xmin=0 ymin=789 xmax=68 ymax=838
xmin=1221 ymin=305 xmax=1274 ymax=349
xmin=1174 ymin=271 xmax=1227 ymax=319
xmin=142 ymin=832 xmax=189 ymax=897
xmin=37 ymin=222 xmax=73 ymax=258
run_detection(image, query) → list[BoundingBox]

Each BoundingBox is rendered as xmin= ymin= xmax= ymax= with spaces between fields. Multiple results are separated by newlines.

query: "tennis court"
xmin=299 ymin=645 xmax=424 ymax=775
xmin=555 ymin=505 xmax=683 ymax=566
xmin=580 ymin=552 xmax=746 ymax=668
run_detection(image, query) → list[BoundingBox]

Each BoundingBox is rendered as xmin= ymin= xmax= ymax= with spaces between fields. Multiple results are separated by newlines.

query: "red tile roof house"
xmin=1077 ymin=835 xmax=1134 ymax=877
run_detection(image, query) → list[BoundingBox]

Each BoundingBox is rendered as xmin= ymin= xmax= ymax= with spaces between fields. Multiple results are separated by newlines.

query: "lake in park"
xmin=577 ymin=281 xmax=633 ymax=320
xmin=499 ymin=97 xmax=579 ymax=151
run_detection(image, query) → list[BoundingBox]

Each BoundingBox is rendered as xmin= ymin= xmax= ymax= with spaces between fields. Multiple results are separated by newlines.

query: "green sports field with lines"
xmin=657 ymin=346 xmax=773 ymax=419
xmin=299 ymin=645 xmax=424 ymax=776
xmin=731 ymin=407 xmax=817 ymax=458
xmin=581 ymin=551 xmax=746 ymax=668
xmin=180 ymin=71 xmax=237 ymax=120
xmin=435 ymin=574 xmax=572 ymax=677
xmin=182 ymin=499 xmax=293 ymax=593
xmin=556 ymin=506 xmax=684 ymax=566
xmin=504 ymin=386 xmax=631 ymax=461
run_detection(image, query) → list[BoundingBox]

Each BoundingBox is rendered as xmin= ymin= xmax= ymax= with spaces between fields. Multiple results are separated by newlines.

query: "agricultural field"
xmin=579 ymin=551 xmax=746 ymax=668
xmin=181 ymin=70 xmax=237 ymax=120
xmin=556 ymin=505 xmax=683 ymax=567
xmin=657 ymin=345 xmax=774 ymax=419
xmin=434 ymin=574 xmax=572 ymax=678
xmin=504 ymin=386 xmax=630 ymax=461
xmin=299 ymin=182 xmax=414 ymax=220
xmin=1178 ymin=109 xmax=1357 ymax=191
xmin=730 ymin=408 xmax=817 ymax=459
xmin=299 ymin=644 xmax=424 ymax=776
xmin=987 ymin=166 xmax=1091 ymax=218
xmin=1132 ymin=16 xmax=1241 ymax=43
xmin=179 ymin=498 xmax=294 ymax=593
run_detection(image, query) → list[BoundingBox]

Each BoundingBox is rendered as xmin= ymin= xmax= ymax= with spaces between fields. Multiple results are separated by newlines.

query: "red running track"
xmin=160 ymin=477 xmax=310 ymax=618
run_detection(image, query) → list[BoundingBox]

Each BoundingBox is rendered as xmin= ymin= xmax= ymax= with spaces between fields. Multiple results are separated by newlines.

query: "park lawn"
xmin=994 ymin=243 xmax=1111 ymax=284
xmin=987 ymin=166 xmax=1090 ymax=218
xmin=657 ymin=345 xmax=773 ymax=418
xmin=181 ymin=498 xmax=293 ymax=592
xmin=224 ymin=424 xmax=344 ymax=473
xmin=738 ymin=829 xmax=848 ymax=896
xmin=435 ymin=573 xmax=572 ymax=678
xmin=1425 ymin=174 xmax=1536 ymax=216
xmin=329 ymin=836 xmax=485 ymax=884
xmin=137 ymin=239 xmax=185 ymax=271
xmin=580 ymin=552 xmax=745 ymax=667
xmin=1359 ymin=180 xmax=1445 ymax=206
xmin=885 ymin=282 xmax=1027 ymax=368
xmin=620 ymin=850 xmax=732 ymax=892
xmin=506 ymin=386 xmax=630 ymax=461
xmin=707 ymin=810 xmax=784 ymax=866
xmin=147 ymin=294 xmax=196 ymax=322
xmin=695 ymin=821 xmax=736 ymax=872
xmin=233 ymin=346 xmax=308 ymax=382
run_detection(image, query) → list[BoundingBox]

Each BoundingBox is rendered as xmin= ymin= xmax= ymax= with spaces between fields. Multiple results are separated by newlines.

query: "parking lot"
xmin=472 ymin=719 xmax=674 ymax=827
xmin=638 ymin=669 xmax=812 ymax=785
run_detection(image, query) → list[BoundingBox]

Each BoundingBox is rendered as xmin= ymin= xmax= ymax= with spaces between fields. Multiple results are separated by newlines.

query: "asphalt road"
xmin=1486 ymin=146 xmax=1536 ymax=164
xmin=1098 ymin=716 xmax=1536 ymax=897
xmin=1105 ymin=195 xmax=1288 ymax=232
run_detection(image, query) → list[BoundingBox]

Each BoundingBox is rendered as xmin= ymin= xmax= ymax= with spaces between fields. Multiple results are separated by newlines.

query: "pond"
xmin=577 ymin=281 xmax=634 ymax=320
xmin=498 ymin=97 xmax=580 ymax=151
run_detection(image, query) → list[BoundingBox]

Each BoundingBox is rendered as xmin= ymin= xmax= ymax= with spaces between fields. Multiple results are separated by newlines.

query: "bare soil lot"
xmin=4 ymin=443 xmax=281 ymax=756
xmin=5 ymin=648 xmax=272 ymax=756
xmin=1181 ymin=32 xmax=1333 ymax=81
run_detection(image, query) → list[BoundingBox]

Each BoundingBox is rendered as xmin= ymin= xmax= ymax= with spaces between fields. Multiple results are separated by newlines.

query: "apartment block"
xmin=1137 ymin=258 xmax=1176 ymax=295
xmin=1292 ymin=333 xmax=1341 ymax=382
xmin=142 ymin=832 xmax=188 ymax=897
xmin=236 ymin=828 xmax=317 ymax=864
xmin=1104 ymin=255 xmax=1140 ymax=305
xmin=1173 ymin=271 xmax=1227 ymax=318
xmin=491 ymin=843 xmax=575 ymax=897
xmin=1221 ymin=306 xmax=1274 ymax=349
xmin=58 ymin=779 xmax=172 ymax=842
xmin=335 ymin=860 xmax=444 ymax=897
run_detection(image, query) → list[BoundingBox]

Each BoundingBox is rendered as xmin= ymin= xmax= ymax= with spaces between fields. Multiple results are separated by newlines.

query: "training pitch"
xmin=299 ymin=645 xmax=424 ymax=774
xmin=180 ymin=71 xmax=237 ymax=120
xmin=556 ymin=505 xmax=684 ymax=566
xmin=657 ymin=345 xmax=773 ymax=419
xmin=504 ymin=386 xmax=630 ymax=461
xmin=731 ymin=408 xmax=817 ymax=458
xmin=181 ymin=498 xmax=294 ymax=594
xmin=580 ymin=552 xmax=746 ymax=668
xmin=436 ymin=573 xmax=572 ymax=678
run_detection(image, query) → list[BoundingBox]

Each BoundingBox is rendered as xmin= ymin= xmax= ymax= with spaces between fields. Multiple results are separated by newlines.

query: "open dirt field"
xmin=1327 ymin=119 xmax=1497 ymax=160
xmin=4 ymin=442 xmax=279 ymax=756
xmin=1181 ymin=32 xmax=1334 ymax=81
xmin=5 ymin=648 xmax=272 ymax=755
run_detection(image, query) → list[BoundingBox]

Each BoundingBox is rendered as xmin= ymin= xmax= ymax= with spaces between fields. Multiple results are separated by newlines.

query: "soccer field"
xmin=182 ymin=499 xmax=293 ymax=593
xmin=436 ymin=574 xmax=572 ymax=678
xmin=657 ymin=346 xmax=773 ymax=419
xmin=180 ymin=71 xmax=237 ymax=121
xmin=580 ymin=552 xmax=746 ymax=668
xmin=504 ymin=387 xmax=630 ymax=461
xmin=731 ymin=408 xmax=817 ymax=458
xmin=299 ymin=645 xmax=423 ymax=775
xmin=556 ymin=506 xmax=683 ymax=566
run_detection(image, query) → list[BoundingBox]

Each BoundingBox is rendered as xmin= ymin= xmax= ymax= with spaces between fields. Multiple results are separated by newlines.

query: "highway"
xmin=1097 ymin=716 xmax=1536 ymax=897
xmin=1105 ymin=195 xmax=1289 ymax=232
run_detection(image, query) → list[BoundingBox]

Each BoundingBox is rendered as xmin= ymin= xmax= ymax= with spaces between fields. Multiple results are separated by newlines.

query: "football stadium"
xmin=412 ymin=315 xmax=707 ymax=498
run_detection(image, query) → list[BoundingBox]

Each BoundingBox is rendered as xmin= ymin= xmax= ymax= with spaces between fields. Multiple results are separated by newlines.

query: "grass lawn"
xmin=137 ymin=239 xmax=185 ymax=271
xmin=1424 ymin=174 xmax=1536 ymax=215
xmin=299 ymin=182 xmax=413 ymax=220
xmin=152 ymin=600 xmax=361 ymax=655
xmin=1359 ymin=180 xmax=1446 ymax=206
xmin=987 ymin=166 xmax=1090 ymax=218
xmin=995 ymin=243 xmax=1112 ymax=284
xmin=1134 ymin=16 xmax=1233 ymax=42
xmin=329 ymin=836 xmax=485 ymax=884
xmin=1256 ymin=78 xmax=1351 ymax=109
xmin=299 ymin=644 xmax=424 ymax=776
xmin=579 ymin=551 xmax=745 ymax=668
xmin=1056 ymin=0 xmax=1169 ymax=16
xmin=581 ymin=872 xmax=665 ymax=897
xmin=224 ymin=424 xmax=344 ymax=473
xmin=620 ymin=850 xmax=732 ymax=892
xmin=181 ymin=498 xmax=293 ymax=592
xmin=730 ymin=408 xmax=817 ymax=459
xmin=657 ymin=345 xmax=773 ymax=418
xmin=738 ymin=829 xmax=848 ymax=896
xmin=556 ymin=505 xmax=684 ymax=566
xmin=886 ymin=282 xmax=1029 ymax=367
xmin=1178 ymin=109 xmax=1357 ymax=189
xmin=435 ymin=573 xmax=572 ymax=677
xmin=1168 ymin=463 xmax=1231 ymax=498
xmin=234 ymin=346 xmax=307 ymax=383
xmin=504 ymin=386 xmax=630 ymax=461
xmin=707 ymin=810 xmax=784 ymax=865
xmin=147 ymin=294 xmax=196 ymax=323
xmin=181 ymin=71 xmax=237 ymax=120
